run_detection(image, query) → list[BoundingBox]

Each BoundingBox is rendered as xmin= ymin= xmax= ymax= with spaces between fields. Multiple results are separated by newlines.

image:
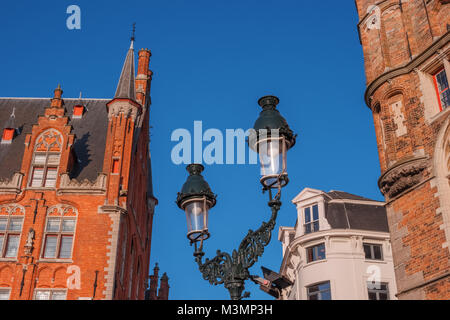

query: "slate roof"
xmin=324 ymin=201 xmax=389 ymax=233
xmin=325 ymin=190 xmax=375 ymax=202
xmin=321 ymin=190 xmax=389 ymax=233
xmin=0 ymin=98 xmax=109 ymax=182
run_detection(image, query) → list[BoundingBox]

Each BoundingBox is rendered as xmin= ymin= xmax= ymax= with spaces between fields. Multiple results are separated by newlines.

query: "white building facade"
xmin=278 ymin=188 xmax=397 ymax=300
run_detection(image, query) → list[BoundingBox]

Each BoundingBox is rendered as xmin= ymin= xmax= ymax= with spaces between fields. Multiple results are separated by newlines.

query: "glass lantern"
xmin=257 ymin=135 xmax=288 ymax=189
xmin=177 ymin=164 xmax=216 ymax=243
xmin=183 ymin=197 xmax=210 ymax=242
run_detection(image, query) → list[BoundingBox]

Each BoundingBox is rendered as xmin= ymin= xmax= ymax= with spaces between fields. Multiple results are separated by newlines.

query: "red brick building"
xmin=0 ymin=40 xmax=161 ymax=300
xmin=355 ymin=0 xmax=449 ymax=299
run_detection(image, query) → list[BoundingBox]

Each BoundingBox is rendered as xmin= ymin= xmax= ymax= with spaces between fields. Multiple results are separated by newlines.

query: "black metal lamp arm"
xmin=193 ymin=197 xmax=282 ymax=300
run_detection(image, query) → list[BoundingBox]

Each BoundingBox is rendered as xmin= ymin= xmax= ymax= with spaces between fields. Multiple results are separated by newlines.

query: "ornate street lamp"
xmin=176 ymin=95 xmax=296 ymax=300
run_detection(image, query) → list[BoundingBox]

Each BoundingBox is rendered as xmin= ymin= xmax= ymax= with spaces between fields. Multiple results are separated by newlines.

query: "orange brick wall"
xmin=355 ymin=0 xmax=450 ymax=299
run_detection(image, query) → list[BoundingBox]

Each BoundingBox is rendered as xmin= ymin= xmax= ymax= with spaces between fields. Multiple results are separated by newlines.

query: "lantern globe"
xmin=248 ymin=96 xmax=296 ymax=189
xmin=176 ymin=164 xmax=216 ymax=242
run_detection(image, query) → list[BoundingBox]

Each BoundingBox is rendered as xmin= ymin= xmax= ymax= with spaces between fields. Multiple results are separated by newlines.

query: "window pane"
xmin=307 ymin=247 xmax=313 ymax=262
xmin=304 ymin=224 xmax=311 ymax=234
xmin=373 ymin=245 xmax=382 ymax=260
xmin=51 ymin=291 xmax=67 ymax=300
xmin=317 ymin=244 xmax=326 ymax=260
xmin=9 ymin=218 xmax=23 ymax=231
xmin=437 ymin=70 xmax=449 ymax=92
xmin=31 ymin=167 xmax=44 ymax=187
xmin=46 ymin=218 xmax=60 ymax=232
xmin=312 ymin=205 xmax=319 ymax=221
xmin=44 ymin=168 xmax=57 ymax=187
xmin=43 ymin=235 xmax=57 ymax=258
xmin=368 ymin=292 xmax=377 ymax=300
xmin=0 ymin=235 xmax=3 ymax=255
xmin=5 ymin=235 xmax=19 ymax=258
xmin=59 ymin=236 xmax=73 ymax=258
xmin=379 ymin=293 xmax=388 ymax=300
xmin=33 ymin=154 xmax=46 ymax=165
xmin=313 ymin=221 xmax=319 ymax=232
xmin=363 ymin=244 xmax=371 ymax=259
xmin=307 ymin=282 xmax=331 ymax=300
xmin=320 ymin=289 xmax=332 ymax=300
xmin=47 ymin=154 xmax=60 ymax=165
xmin=0 ymin=289 xmax=10 ymax=300
xmin=308 ymin=293 xmax=318 ymax=300
xmin=0 ymin=218 xmax=7 ymax=231
xmin=304 ymin=207 xmax=311 ymax=223
xmin=441 ymin=88 xmax=450 ymax=109
xmin=62 ymin=219 xmax=75 ymax=232
xmin=35 ymin=290 xmax=50 ymax=300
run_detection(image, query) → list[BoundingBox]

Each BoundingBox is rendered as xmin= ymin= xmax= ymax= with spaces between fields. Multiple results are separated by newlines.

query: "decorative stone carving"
xmin=24 ymin=228 xmax=35 ymax=255
xmin=0 ymin=204 xmax=25 ymax=215
xmin=107 ymin=100 xmax=140 ymax=122
xmin=379 ymin=157 xmax=428 ymax=198
xmin=58 ymin=173 xmax=107 ymax=195
xmin=0 ymin=172 xmax=24 ymax=194
xmin=47 ymin=204 xmax=78 ymax=216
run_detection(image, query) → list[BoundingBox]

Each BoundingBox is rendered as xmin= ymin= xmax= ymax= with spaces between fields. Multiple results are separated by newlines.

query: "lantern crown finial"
xmin=258 ymin=95 xmax=279 ymax=109
xmin=187 ymin=163 xmax=204 ymax=176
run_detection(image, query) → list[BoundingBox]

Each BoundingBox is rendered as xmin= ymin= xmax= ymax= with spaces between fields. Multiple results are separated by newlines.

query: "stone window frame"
xmin=27 ymin=129 xmax=63 ymax=190
xmin=305 ymin=242 xmax=326 ymax=264
xmin=415 ymin=50 xmax=450 ymax=123
xmin=33 ymin=288 xmax=67 ymax=300
xmin=306 ymin=280 xmax=332 ymax=300
xmin=39 ymin=205 xmax=78 ymax=262
xmin=303 ymin=203 xmax=320 ymax=235
xmin=363 ymin=242 xmax=384 ymax=261
xmin=0 ymin=206 xmax=25 ymax=261
xmin=433 ymin=67 xmax=450 ymax=111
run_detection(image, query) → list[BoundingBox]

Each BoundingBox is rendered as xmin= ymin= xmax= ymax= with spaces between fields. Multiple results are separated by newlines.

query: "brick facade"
xmin=355 ymin=0 xmax=450 ymax=299
xmin=0 ymin=42 xmax=159 ymax=300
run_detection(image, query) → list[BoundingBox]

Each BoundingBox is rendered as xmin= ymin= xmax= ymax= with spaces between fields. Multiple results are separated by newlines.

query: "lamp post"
xmin=176 ymin=96 xmax=296 ymax=300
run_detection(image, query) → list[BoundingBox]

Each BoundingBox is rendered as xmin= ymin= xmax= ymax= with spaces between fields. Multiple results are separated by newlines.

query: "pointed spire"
xmin=114 ymin=39 xmax=136 ymax=101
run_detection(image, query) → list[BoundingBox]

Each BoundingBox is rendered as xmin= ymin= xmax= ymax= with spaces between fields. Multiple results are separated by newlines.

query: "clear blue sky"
xmin=0 ymin=1 xmax=381 ymax=300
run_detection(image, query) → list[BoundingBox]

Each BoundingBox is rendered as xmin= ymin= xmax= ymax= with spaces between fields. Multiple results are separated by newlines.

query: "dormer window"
xmin=304 ymin=204 xmax=319 ymax=234
xmin=434 ymin=68 xmax=450 ymax=111
xmin=1 ymin=128 xmax=15 ymax=144
xmin=72 ymin=105 xmax=84 ymax=119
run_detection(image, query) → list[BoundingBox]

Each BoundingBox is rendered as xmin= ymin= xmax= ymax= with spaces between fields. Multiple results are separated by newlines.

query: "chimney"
xmin=158 ymin=273 xmax=170 ymax=300
xmin=135 ymin=48 xmax=152 ymax=107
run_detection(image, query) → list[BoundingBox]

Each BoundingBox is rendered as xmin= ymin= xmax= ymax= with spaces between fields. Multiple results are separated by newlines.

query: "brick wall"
xmin=355 ymin=0 xmax=450 ymax=299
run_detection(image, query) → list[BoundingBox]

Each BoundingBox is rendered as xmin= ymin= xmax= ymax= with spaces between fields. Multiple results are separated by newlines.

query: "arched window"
xmin=30 ymin=129 xmax=63 ymax=188
xmin=41 ymin=205 xmax=77 ymax=260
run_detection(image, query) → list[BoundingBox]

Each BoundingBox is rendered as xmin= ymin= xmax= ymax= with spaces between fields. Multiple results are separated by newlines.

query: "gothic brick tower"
xmin=355 ymin=0 xmax=450 ymax=299
xmin=0 ymin=40 xmax=159 ymax=300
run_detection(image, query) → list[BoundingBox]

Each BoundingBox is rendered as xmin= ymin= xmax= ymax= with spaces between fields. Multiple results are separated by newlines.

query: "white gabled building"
xmin=277 ymin=188 xmax=397 ymax=300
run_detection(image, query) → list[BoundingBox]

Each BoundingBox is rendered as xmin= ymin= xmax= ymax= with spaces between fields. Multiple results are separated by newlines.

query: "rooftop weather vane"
xmin=131 ymin=23 xmax=136 ymax=42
